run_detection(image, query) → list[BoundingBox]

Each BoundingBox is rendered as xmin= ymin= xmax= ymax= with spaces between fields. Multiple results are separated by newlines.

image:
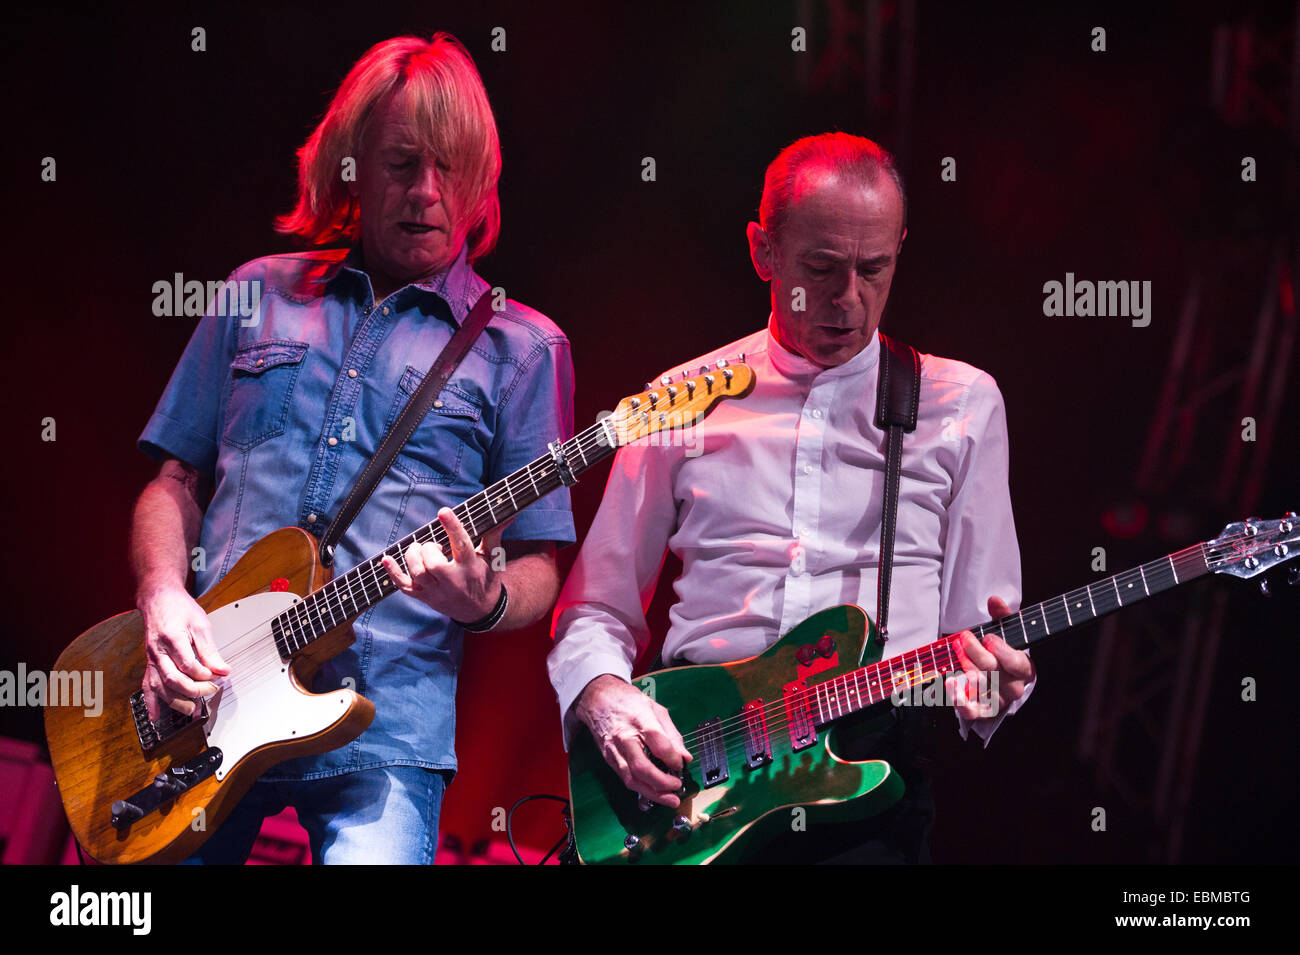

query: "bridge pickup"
xmin=742 ymin=700 xmax=771 ymax=769
xmin=695 ymin=717 xmax=729 ymax=786
xmin=783 ymin=682 xmax=817 ymax=752
xmin=130 ymin=690 xmax=207 ymax=756
xmin=109 ymin=748 xmax=223 ymax=831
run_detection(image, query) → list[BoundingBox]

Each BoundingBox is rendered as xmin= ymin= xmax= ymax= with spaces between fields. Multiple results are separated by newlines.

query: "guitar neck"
xmin=273 ymin=418 xmax=618 ymax=656
xmin=807 ymin=542 xmax=1215 ymax=725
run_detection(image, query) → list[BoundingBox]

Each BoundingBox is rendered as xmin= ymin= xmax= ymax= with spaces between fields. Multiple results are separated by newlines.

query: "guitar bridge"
xmin=130 ymin=690 xmax=207 ymax=756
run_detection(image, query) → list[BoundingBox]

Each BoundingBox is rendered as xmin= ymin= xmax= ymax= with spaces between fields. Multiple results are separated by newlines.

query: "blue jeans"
xmin=180 ymin=766 xmax=450 ymax=865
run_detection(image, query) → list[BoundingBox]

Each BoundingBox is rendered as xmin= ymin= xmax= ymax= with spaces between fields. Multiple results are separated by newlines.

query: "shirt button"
xmin=348 ymin=368 xmax=358 ymax=378
xmin=381 ymin=305 xmax=390 ymax=316
xmin=804 ymin=464 xmax=813 ymax=474
xmin=328 ymin=437 xmax=338 ymax=446
xmin=812 ymin=409 xmax=823 ymax=419
xmin=255 ymin=358 xmax=264 ymax=367
xmin=306 ymin=513 xmax=317 ymax=524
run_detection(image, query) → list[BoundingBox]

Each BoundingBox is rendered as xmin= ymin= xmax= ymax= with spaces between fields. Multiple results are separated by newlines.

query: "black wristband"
xmin=454 ymin=582 xmax=508 ymax=632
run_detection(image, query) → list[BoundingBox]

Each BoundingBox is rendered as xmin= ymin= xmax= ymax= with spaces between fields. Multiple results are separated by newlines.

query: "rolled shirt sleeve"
xmin=487 ymin=331 xmax=578 ymax=546
xmin=137 ymin=277 xmax=241 ymax=473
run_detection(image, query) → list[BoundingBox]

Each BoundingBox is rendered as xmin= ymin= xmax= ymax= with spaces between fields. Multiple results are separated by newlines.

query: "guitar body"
xmin=567 ymin=605 xmax=905 ymax=865
xmin=44 ymin=527 xmax=375 ymax=864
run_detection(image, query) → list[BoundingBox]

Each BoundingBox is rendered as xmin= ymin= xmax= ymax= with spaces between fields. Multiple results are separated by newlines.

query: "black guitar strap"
xmin=319 ymin=290 xmax=497 ymax=566
xmin=873 ymin=332 xmax=921 ymax=643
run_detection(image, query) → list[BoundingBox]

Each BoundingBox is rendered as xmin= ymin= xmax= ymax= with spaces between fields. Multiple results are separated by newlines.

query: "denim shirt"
xmin=139 ymin=244 xmax=576 ymax=777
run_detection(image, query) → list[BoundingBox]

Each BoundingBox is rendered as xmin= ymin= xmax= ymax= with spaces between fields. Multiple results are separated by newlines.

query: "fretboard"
xmin=804 ymin=542 xmax=1215 ymax=726
xmin=272 ymin=416 xmax=618 ymax=657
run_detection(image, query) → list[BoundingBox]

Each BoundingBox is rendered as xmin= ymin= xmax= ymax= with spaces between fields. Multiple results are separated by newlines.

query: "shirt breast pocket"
xmin=222 ymin=339 xmax=310 ymax=450
xmin=384 ymin=365 xmax=484 ymax=485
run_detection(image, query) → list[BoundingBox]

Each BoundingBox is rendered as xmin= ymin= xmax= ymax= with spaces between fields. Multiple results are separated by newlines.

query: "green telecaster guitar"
xmin=566 ymin=515 xmax=1299 ymax=864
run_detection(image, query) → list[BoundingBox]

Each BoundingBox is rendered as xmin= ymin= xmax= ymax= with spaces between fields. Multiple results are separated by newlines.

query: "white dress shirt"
xmin=549 ymin=318 xmax=1033 ymax=748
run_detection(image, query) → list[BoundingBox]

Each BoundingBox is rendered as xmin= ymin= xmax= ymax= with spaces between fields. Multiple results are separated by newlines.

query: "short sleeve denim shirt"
xmin=139 ymin=244 xmax=576 ymax=777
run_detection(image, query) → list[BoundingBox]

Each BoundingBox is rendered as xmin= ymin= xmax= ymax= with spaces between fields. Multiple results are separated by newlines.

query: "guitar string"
xmin=670 ymin=542 xmax=1224 ymax=748
xmin=665 ymin=652 xmax=965 ymax=775
xmin=671 ymin=641 xmax=965 ymax=759
xmin=154 ymin=525 xmax=1264 ymax=734
xmin=671 ymin=535 xmax=1267 ymax=751
xmin=142 ymin=392 xmax=732 ymax=723
xmin=193 ymin=393 xmax=672 ymax=668
xmin=148 ymin=498 xmax=1266 ymax=740
xmin=139 ymin=357 xmax=1272 ymax=729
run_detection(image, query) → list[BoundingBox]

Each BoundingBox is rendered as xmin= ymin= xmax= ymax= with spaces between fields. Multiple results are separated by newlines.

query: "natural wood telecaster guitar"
xmin=567 ymin=514 xmax=1299 ymax=864
xmin=46 ymin=363 xmax=755 ymax=864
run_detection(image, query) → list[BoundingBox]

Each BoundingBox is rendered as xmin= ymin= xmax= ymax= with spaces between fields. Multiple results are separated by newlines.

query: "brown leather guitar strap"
xmin=873 ymin=331 xmax=921 ymax=643
xmin=319 ymin=290 xmax=497 ymax=566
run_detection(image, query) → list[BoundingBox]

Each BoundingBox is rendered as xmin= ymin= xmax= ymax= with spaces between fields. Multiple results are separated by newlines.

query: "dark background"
xmin=2 ymin=0 xmax=1296 ymax=864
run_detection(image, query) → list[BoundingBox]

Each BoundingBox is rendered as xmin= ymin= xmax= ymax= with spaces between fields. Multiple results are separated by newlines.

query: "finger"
xmin=652 ymin=705 xmax=692 ymax=764
xmin=987 ymin=595 xmax=1014 ymax=619
xmin=382 ymin=555 xmax=412 ymax=591
xmin=160 ymin=628 xmax=210 ymax=682
xmin=641 ymin=725 xmax=685 ymax=772
xmin=960 ymin=631 xmax=1000 ymax=672
xmin=405 ymin=541 xmax=428 ymax=580
xmin=188 ymin=616 xmax=230 ymax=675
xmin=421 ymin=541 xmax=451 ymax=575
xmin=153 ymin=651 xmax=219 ymax=703
xmin=982 ymin=634 xmax=1035 ymax=681
xmin=614 ymin=735 xmax=683 ymax=805
xmin=438 ymin=507 xmax=476 ymax=564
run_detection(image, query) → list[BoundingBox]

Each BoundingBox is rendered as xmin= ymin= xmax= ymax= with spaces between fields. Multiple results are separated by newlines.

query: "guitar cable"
xmin=505 ymin=793 xmax=576 ymax=865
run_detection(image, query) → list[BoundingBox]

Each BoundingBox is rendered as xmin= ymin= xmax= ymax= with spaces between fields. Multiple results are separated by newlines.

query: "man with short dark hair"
xmin=548 ymin=132 xmax=1035 ymax=863
xmin=133 ymin=33 xmax=574 ymax=863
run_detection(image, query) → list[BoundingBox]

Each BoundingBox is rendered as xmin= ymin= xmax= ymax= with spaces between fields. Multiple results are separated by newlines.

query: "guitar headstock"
xmin=604 ymin=360 xmax=756 ymax=447
xmin=1206 ymin=513 xmax=1299 ymax=579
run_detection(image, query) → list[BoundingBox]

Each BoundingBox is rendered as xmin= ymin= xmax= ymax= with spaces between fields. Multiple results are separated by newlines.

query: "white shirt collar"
xmin=764 ymin=313 xmax=882 ymax=381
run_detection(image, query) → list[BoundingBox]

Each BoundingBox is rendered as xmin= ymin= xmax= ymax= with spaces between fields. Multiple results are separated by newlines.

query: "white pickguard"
xmin=201 ymin=591 xmax=356 ymax=781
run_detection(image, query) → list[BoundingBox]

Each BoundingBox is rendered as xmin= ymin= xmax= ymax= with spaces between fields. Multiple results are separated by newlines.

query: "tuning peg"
xmin=644 ymin=382 xmax=653 ymax=391
xmin=699 ymin=364 xmax=711 ymax=373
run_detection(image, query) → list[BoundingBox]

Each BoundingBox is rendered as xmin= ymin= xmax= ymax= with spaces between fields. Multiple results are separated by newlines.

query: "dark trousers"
xmin=745 ymin=705 xmax=935 ymax=865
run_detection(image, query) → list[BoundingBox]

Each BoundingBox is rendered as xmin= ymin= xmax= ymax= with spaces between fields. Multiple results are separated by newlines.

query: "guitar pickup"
xmin=783 ymin=681 xmax=817 ymax=752
xmin=742 ymin=700 xmax=771 ymax=769
xmin=695 ymin=717 xmax=729 ymax=786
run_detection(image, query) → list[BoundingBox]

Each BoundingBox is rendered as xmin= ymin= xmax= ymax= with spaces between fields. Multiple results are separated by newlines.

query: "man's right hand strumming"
xmin=575 ymin=673 xmax=693 ymax=809
xmin=131 ymin=456 xmax=228 ymax=722
xmin=138 ymin=582 xmax=229 ymax=722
